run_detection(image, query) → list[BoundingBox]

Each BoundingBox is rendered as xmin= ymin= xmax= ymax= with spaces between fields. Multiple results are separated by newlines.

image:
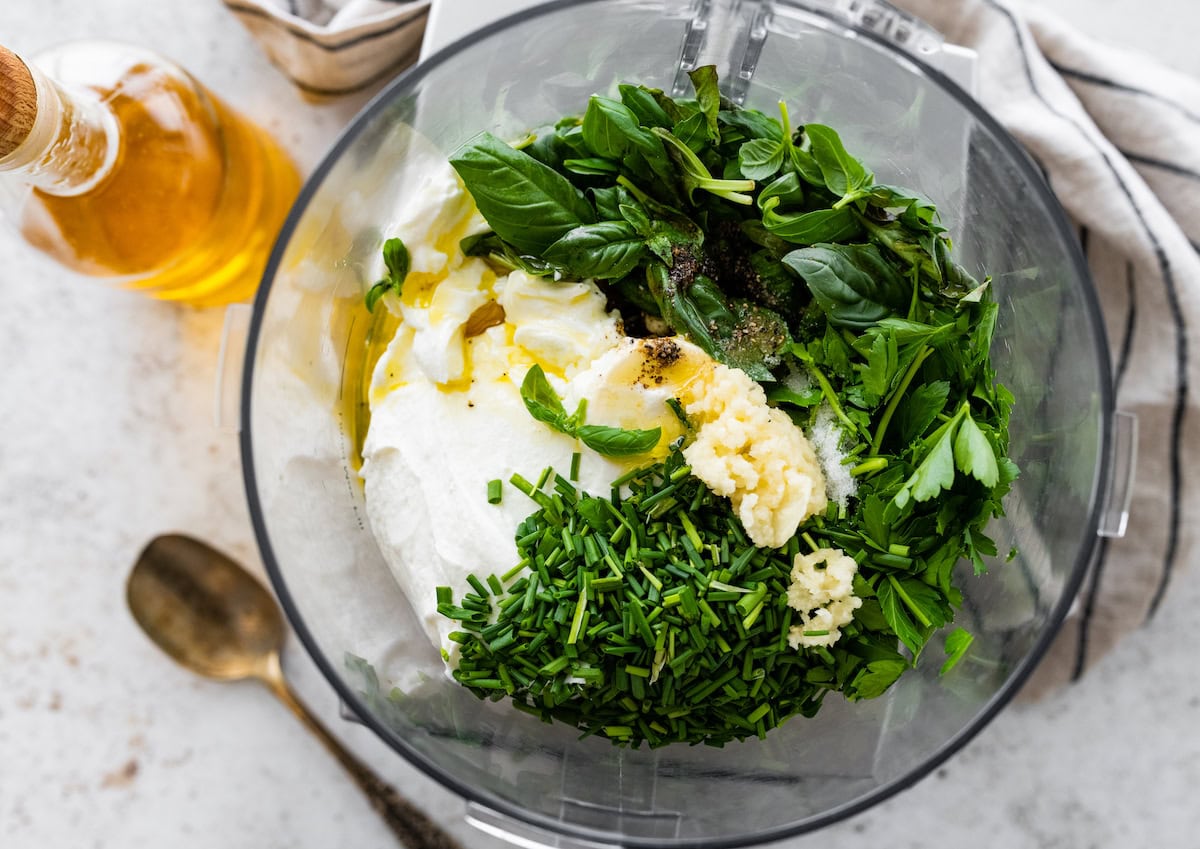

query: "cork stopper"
xmin=0 ymin=46 xmax=38 ymax=159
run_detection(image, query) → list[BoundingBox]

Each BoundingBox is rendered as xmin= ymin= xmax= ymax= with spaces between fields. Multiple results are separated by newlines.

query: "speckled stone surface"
xmin=0 ymin=2 xmax=1196 ymax=848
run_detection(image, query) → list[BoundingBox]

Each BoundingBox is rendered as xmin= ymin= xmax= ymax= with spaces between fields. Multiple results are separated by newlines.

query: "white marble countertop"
xmin=1 ymin=2 xmax=1197 ymax=848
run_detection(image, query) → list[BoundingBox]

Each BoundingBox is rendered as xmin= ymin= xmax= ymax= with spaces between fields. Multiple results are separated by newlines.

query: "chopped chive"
xmin=467 ymin=574 xmax=489 ymax=599
xmin=487 ymin=479 xmax=503 ymax=504
xmin=435 ymin=586 xmax=453 ymax=605
xmin=570 ymin=451 xmax=581 ymax=481
xmin=669 ymin=464 xmax=692 ymax=482
xmin=746 ymin=704 xmax=770 ymax=724
xmin=510 ymin=473 xmax=536 ymax=498
xmin=567 ymin=588 xmax=588 ymax=644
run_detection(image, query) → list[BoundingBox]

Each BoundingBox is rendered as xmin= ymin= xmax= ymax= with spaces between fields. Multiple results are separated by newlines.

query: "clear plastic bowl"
xmin=240 ymin=1 xmax=1115 ymax=845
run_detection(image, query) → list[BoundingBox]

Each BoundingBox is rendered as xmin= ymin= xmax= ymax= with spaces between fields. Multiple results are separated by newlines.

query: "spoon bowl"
xmin=128 ymin=533 xmax=283 ymax=681
xmin=127 ymin=533 xmax=463 ymax=849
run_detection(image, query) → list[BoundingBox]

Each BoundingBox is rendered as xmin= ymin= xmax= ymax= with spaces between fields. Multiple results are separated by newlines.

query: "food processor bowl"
xmin=240 ymin=1 xmax=1124 ymax=845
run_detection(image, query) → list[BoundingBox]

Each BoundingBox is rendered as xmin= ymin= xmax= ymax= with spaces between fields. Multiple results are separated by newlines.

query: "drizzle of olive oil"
xmin=341 ymin=304 xmax=400 ymax=472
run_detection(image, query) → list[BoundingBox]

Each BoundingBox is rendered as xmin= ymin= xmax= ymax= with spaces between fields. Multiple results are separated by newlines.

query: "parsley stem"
xmin=871 ymin=345 xmax=932 ymax=455
xmin=805 ymin=362 xmax=858 ymax=435
xmin=850 ymin=457 xmax=888 ymax=477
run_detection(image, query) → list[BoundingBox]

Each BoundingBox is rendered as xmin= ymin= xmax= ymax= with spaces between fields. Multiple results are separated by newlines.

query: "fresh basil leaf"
xmin=618 ymin=83 xmax=672 ymax=128
xmin=582 ymin=96 xmax=677 ymax=192
xmin=523 ymin=126 xmax=574 ymax=171
xmin=869 ymin=184 xmax=943 ymax=233
xmin=519 ymin=364 xmax=568 ymax=429
xmin=364 ymin=280 xmax=390 ymax=313
xmin=722 ymin=301 xmax=790 ymax=381
xmin=460 ymin=232 xmax=556 ymax=277
xmin=563 ymin=397 xmax=588 ymax=432
xmin=618 ymin=202 xmax=652 ymax=236
xmin=582 ymin=96 xmax=646 ymax=160
xmin=365 ymin=237 xmax=410 ymax=312
xmin=762 ymin=198 xmax=862 ymax=245
xmin=789 ymin=143 xmax=826 ymax=187
xmin=382 ymin=237 xmax=410 ymax=284
xmin=637 ymin=84 xmax=699 ymax=126
xmin=563 ymin=157 xmax=620 ymax=176
xmin=804 ymin=124 xmax=874 ymax=203
xmin=740 ymin=219 xmax=792 ymax=256
xmin=781 ymin=243 xmax=908 ymax=327
xmin=666 ymin=284 xmax=724 ymax=357
xmin=673 ymin=111 xmax=711 ymax=154
xmin=940 ymin=627 xmax=974 ymax=675
xmin=578 ymin=424 xmax=662 ymax=457
xmin=738 ymin=137 xmax=785 ymax=181
xmin=644 ymin=210 xmax=704 ymax=265
xmin=719 ymin=106 xmax=783 ymax=146
xmin=459 ymin=231 xmax=493 ymax=257
xmin=954 ymin=412 xmax=1000 ymax=487
xmin=757 ymin=172 xmax=805 ymax=211
xmin=687 ymin=65 xmax=721 ymax=143
xmin=450 ymin=132 xmax=595 ymax=255
xmin=589 ymin=185 xmax=626 ymax=221
xmin=543 ymin=221 xmax=647 ymax=280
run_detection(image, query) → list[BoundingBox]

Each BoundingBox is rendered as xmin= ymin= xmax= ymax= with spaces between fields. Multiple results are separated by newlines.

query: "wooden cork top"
xmin=0 ymin=46 xmax=38 ymax=159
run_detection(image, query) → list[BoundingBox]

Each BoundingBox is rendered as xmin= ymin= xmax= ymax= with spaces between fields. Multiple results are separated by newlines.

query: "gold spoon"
xmin=126 ymin=533 xmax=463 ymax=849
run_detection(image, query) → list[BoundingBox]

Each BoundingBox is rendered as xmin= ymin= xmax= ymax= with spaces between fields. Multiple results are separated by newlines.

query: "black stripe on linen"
xmin=1072 ymin=261 xmax=1138 ymax=679
xmin=1049 ymin=61 xmax=1200 ymax=125
xmin=223 ymin=1 xmax=425 ymax=52
xmin=984 ymin=0 xmax=1188 ymax=623
xmin=1114 ymin=262 xmax=1139 ymax=391
xmin=1121 ymin=150 xmax=1200 ymax=183
xmin=285 ymin=57 xmax=418 ymax=97
xmin=1071 ymin=537 xmax=1109 ymax=679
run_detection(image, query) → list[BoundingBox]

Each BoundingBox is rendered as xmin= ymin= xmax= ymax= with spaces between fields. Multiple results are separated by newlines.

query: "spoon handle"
xmin=261 ymin=655 xmax=464 ymax=849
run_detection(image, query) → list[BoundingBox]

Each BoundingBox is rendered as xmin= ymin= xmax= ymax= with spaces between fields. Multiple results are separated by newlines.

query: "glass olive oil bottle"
xmin=0 ymin=41 xmax=300 ymax=306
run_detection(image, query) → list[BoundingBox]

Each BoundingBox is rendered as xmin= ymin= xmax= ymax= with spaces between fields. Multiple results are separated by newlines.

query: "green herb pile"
xmin=434 ymin=67 xmax=1015 ymax=747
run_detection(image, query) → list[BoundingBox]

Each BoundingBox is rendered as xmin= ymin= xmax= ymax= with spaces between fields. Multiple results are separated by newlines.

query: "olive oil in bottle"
xmin=0 ymin=41 xmax=300 ymax=306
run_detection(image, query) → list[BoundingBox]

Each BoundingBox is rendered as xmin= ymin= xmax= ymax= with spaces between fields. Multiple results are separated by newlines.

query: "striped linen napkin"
xmin=893 ymin=0 xmax=1199 ymax=695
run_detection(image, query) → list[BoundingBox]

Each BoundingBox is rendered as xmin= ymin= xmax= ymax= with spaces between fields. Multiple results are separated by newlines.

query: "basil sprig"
xmin=364 ymin=237 xmax=410 ymax=312
xmin=520 ymin=365 xmax=660 ymax=457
